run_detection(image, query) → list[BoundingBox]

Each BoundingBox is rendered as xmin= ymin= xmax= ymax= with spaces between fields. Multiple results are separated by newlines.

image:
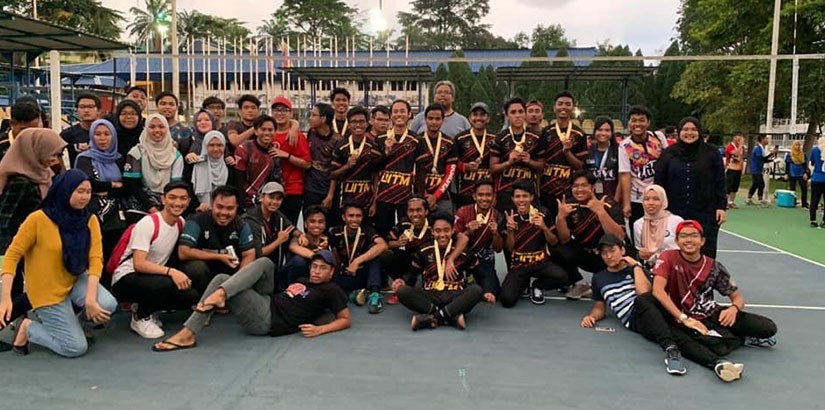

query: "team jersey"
xmin=374 ymin=129 xmax=419 ymax=205
xmin=489 ymin=128 xmax=545 ymax=193
xmin=618 ymin=132 xmax=669 ymax=203
xmin=499 ymin=205 xmax=556 ymax=270
xmin=454 ymin=129 xmax=495 ymax=202
xmin=414 ymin=132 xmax=458 ymax=198
xmin=411 ymin=240 xmax=474 ymax=291
xmin=330 ymin=136 xmax=381 ymax=210
xmin=540 ymin=122 xmax=588 ymax=199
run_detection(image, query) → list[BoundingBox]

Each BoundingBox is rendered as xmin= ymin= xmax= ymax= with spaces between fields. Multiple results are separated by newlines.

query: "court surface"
xmin=1 ymin=230 xmax=822 ymax=410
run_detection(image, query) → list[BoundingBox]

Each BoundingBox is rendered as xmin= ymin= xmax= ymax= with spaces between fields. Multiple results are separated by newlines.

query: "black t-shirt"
xmin=180 ymin=212 xmax=255 ymax=256
xmin=499 ymin=205 xmax=555 ymax=270
xmin=270 ymin=278 xmax=348 ymax=336
xmin=489 ymin=128 xmax=544 ymax=193
xmin=540 ymin=122 xmax=587 ymax=198
xmin=454 ymin=129 xmax=495 ymax=201
xmin=60 ymin=123 xmax=91 ymax=167
xmin=389 ymin=218 xmax=433 ymax=255
xmin=564 ymin=201 xmax=625 ymax=250
xmin=329 ymin=225 xmax=381 ymax=270
xmin=374 ymin=130 xmax=419 ymax=205
xmin=414 ymin=133 xmax=459 ymax=198
xmin=410 ymin=241 xmax=474 ymax=291
xmin=586 ymin=143 xmax=620 ymax=199
xmin=306 ymin=129 xmax=342 ymax=195
xmin=225 ymin=120 xmax=254 ymax=156
xmin=330 ymin=136 xmax=380 ymax=209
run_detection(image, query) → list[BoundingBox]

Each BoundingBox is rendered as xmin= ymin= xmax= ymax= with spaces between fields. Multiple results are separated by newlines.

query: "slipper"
xmin=194 ymin=302 xmax=225 ymax=314
xmin=152 ymin=339 xmax=197 ymax=352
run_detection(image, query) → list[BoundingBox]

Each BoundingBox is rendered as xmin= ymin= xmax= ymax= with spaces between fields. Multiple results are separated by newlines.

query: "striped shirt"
xmin=591 ymin=267 xmax=637 ymax=328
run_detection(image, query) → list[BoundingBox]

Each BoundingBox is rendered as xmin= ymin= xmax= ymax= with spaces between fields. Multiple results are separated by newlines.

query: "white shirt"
xmin=633 ymin=214 xmax=683 ymax=264
xmin=112 ymin=214 xmax=182 ymax=284
xmin=618 ymin=131 xmax=669 ymax=203
xmin=410 ymin=110 xmax=470 ymax=137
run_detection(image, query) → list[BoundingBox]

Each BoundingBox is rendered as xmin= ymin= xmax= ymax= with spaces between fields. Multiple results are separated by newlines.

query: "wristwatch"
xmin=678 ymin=313 xmax=688 ymax=323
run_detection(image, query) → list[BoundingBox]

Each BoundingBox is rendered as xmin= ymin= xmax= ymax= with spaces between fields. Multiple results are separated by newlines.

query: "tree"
xmin=643 ymin=41 xmax=694 ymax=128
xmin=397 ymin=0 xmax=493 ymax=50
xmin=258 ymin=0 xmax=363 ymax=49
xmin=2 ymin=0 xmax=124 ymax=40
xmin=531 ymin=24 xmax=574 ymax=49
xmin=127 ymin=0 xmax=171 ymax=52
xmin=447 ymin=51 xmax=475 ymax=115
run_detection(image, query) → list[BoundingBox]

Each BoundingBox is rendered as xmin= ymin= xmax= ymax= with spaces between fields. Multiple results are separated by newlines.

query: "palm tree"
xmin=127 ymin=0 xmax=171 ymax=52
xmin=1 ymin=0 xmax=123 ymax=40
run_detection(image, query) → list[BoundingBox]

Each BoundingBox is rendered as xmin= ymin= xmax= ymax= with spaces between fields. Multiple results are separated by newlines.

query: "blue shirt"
xmin=810 ymin=147 xmax=825 ymax=183
xmin=750 ymin=145 xmax=771 ymax=175
xmin=785 ymin=152 xmax=808 ymax=178
xmin=591 ymin=267 xmax=637 ymax=329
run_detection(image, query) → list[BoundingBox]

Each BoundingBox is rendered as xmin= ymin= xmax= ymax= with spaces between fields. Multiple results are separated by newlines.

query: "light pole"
xmin=765 ymin=0 xmax=781 ymax=135
xmin=171 ymin=0 xmax=180 ymax=102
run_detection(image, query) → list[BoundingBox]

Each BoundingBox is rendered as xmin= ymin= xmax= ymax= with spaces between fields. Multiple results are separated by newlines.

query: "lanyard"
xmin=348 ymin=135 xmax=366 ymax=157
xmin=388 ymin=127 xmax=409 ymax=144
xmin=424 ymin=132 xmax=443 ymax=173
xmin=475 ymin=205 xmax=491 ymax=224
xmin=555 ymin=121 xmax=572 ymax=142
xmin=404 ymin=218 xmax=429 ymax=240
xmin=593 ymin=143 xmax=610 ymax=171
xmin=333 ymin=119 xmax=348 ymax=136
xmin=469 ymin=129 xmax=487 ymax=158
xmin=343 ymin=226 xmax=362 ymax=264
xmin=433 ymin=239 xmax=453 ymax=291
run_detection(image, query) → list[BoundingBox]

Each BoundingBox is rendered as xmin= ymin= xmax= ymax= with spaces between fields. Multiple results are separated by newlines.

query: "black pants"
xmin=810 ymin=182 xmax=825 ymax=222
xmin=397 ymin=284 xmax=483 ymax=318
xmin=630 ymin=292 xmax=678 ymax=350
xmin=748 ymin=174 xmax=766 ymax=198
xmin=539 ymin=193 xmax=559 ymax=222
xmin=788 ymin=176 xmax=808 ymax=206
xmin=500 ymin=261 xmax=568 ymax=308
xmin=374 ymin=201 xmax=407 ymax=238
xmin=112 ymin=270 xmax=210 ymax=319
xmin=626 ymin=202 xmax=644 ymax=255
xmin=551 ymin=242 xmax=605 ymax=285
xmin=281 ymin=195 xmax=303 ymax=226
xmin=303 ymin=190 xmax=341 ymax=227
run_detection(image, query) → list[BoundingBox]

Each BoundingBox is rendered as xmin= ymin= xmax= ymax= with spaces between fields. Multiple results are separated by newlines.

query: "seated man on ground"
xmin=499 ymin=181 xmax=569 ymax=307
xmin=280 ymin=205 xmax=330 ymax=285
xmin=581 ymin=234 xmax=687 ymax=376
xmin=178 ymin=185 xmax=256 ymax=283
xmin=384 ymin=197 xmax=433 ymax=304
xmin=112 ymin=182 xmax=204 ymax=339
xmin=652 ymin=220 xmax=778 ymax=382
xmin=329 ymin=203 xmax=388 ymax=313
xmin=152 ymin=250 xmax=351 ymax=352
xmin=242 ymin=181 xmax=300 ymax=288
xmin=555 ymin=170 xmax=626 ymax=300
xmin=450 ymin=179 xmax=504 ymax=302
xmin=391 ymin=213 xmax=485 ymax=330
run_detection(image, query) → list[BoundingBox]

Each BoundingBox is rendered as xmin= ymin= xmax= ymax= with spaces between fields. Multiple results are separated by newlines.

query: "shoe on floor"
xmin=530 ymin=284 xmax=546 ymax=305
xmin=151 ymin=312 xmax=164 ymax=328
xmin=367 ymin=292 xmax=384 ymax=314
xmin=565 ymin=282 xmax=591 ymax=300
xmin=745 ymin=199 xmax=755 ymax=206
xmin=349 ymin=289 xmax=368 ymax=306
xmin=131 ymin=315 xmax=164 ymax=339
xmin=714 ymin=360 xmax=744 ymax=382
xmin=812 ymin=222 xmax=820 ymax=228
xmin=411 ymin=314 xmax=438 ymax=331
xmin=664 ymin=346 xmax=687 ymax=375
xmin=820 ymin=222 xmax=825 ymax=229
xmin=744 ymin=336 xmax=777 ymax=348
xmin=386 ymin=293 xmax=400 ymax=305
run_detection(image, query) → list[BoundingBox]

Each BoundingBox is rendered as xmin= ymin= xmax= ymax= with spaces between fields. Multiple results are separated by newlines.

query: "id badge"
xmin=595 ymin=180 xmax=604 ymax=195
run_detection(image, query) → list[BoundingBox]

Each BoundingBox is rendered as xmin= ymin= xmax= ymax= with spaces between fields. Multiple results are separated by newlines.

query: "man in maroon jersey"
xmin=330 ymin=107 xmax=381 ymax=217
xmin=415 ymin=103 xmax=458 ymax=215
xmin=539 ymin=91 xmax=588 ymax=217
xmin=454 ymin=102 xmax=495 ymax=208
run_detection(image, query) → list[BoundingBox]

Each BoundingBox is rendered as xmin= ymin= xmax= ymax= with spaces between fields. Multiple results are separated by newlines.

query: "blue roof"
xmin=59 ymin=47 xmax=598 ymax=82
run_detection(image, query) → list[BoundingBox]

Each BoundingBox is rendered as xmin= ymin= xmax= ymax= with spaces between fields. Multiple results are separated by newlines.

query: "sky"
xmin=104 ymin=0 xmax=681 ymax=55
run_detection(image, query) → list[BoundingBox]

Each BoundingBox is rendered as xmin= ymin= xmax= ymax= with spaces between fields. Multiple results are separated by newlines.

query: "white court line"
xmin=720 ymin=228 xmax=825 ymax=269
xmin=543 ymin=297 xmax=825 ymax=311
xmin=717 ymin=250 xmax=783 ymax=254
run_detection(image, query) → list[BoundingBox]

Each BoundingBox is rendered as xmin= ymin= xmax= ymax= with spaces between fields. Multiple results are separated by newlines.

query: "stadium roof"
xmin=0 ymin=11 xmax=128 ymax=53
xmin=495 ymin=66 xmax=656 ymax=82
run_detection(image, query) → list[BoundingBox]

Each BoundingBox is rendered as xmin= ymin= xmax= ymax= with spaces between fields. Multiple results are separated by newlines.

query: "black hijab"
xmin=665 ymin=116 xmax=721 ymax=212
xmin=112 ymin=100 xmax=144 ymax=158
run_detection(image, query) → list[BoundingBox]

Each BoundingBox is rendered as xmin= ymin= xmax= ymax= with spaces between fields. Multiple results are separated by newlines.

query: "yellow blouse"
xmin=1 ymin=210 xmax=103 ymax=309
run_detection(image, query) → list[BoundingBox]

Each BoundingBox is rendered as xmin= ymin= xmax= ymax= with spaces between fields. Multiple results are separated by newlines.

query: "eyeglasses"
xmin=78 ymin=104 xmax=97 ymax=110
xmin=272 ymin=108 xmax=290 ymax=114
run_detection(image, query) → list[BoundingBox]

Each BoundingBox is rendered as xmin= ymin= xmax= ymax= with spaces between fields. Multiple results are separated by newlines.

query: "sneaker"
xmin=812 ymin=222 xmax=819 ymax=228
xmin=521 ymin=286 xmax=531 ymax=298
xmin=758 ymin=200 xmax=771 ymax=207
xmin=745 ymin=198 xmax=756 ymax=206
xmin=664 ymin=346 xmax=687 ymax=375
xmin=530 ymin=284 xmax=546 ymax=305
xmin=802 ymin=204 xmax=810 ymax=209
xmin=820 ymin=222 xmax=825 ymax=229
xmin=410 ymin=314 xmax=438 ymax=331
xmin=349 ymin=289 xmax=368 ymax=306
xmin=130 ymin=315 xmax=164 ymax=339
xmin=452 ymin=313 xmax=466 ymax=330
xmin=714 ymin=360 xmax=744 ymax=382
xmin=744 ymin=336 xmax=777 ymax=348
xmin=386 ymin=293 xmax=400 ymax=305
xmin=728 ymin=202 xmax=738 ymax=209
xmin=565 ymin=282 xmax=591 ymax=300
xmin=367 ymin=292 xmax=384 ymax=314
xmin=151 ymin=313 xmax=164 ymax=328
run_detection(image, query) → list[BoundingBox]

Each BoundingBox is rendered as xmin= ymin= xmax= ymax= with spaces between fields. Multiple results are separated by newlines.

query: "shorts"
xmin=725 ymin=169 xmax=742 ymax=194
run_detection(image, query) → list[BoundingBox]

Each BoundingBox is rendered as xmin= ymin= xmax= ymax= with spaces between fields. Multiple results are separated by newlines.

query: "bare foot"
xmin=195 ymin=288 xmax=227 ymax=313
xmin=152 ymin=328 xmax=197 ymax=352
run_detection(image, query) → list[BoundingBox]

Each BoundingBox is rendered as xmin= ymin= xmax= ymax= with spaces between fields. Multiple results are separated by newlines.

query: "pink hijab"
xmin=0 ymin=128 xmax=67 ymax=198
xmin=640 ymin=184 xmax=671 ymax=255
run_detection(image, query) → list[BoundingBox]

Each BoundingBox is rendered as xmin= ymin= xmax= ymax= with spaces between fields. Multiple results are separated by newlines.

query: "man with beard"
xmin=410 ymin=81 xmax=470 ymax=137
xmin=454 ymin=102 xmax=495 ymax=208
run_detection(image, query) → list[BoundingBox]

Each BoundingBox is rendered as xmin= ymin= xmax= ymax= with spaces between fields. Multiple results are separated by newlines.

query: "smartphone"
xmin=594 ymin=326 xmax=616 ymax=332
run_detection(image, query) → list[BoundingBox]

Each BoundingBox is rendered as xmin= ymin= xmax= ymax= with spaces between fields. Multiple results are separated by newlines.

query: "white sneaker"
xmin=131 ymin=315 xmax=164 ymax=339
xmin=151 ymin=313 xmax=163 ymax=328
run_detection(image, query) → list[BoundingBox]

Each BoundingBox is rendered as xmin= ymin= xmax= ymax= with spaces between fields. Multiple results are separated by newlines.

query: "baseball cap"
xmin=470 ymin=102 xmax=490 ymax=114
xmin=259 ymin=181 xmax=284 ymax=196
xmin=311 ymin=249 xmax=337 ymax=267
xmin=270 ymin=96 xmax=292 ymax=110
xmin=598 ymin=233 xmax=624 ymax=248
xmin=675 ymin=220 xmax=704 ymax=236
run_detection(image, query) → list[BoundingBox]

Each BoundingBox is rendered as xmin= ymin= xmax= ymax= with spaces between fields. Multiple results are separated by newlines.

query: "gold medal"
xmin=529 ymin=205 xmax=539 ymax=219
xmin=511 ymin=126 xmax=526 ymax=153
xmin=348 ymin=135 xmax=366 ymax=157
xmin=475 ymin=205 xmax=491 ymax=225
xmin=433 ymin=238 xmax=453 ymax=292
xmin=514 ymin=143 xmax=524 ymax=153
xmin=433 ymin=280 xmax=446 ymax=291
xmin=424 ymin=132 xmax=443 ymax=175
xmin=555 ymin=121 xmax=572 ymax=143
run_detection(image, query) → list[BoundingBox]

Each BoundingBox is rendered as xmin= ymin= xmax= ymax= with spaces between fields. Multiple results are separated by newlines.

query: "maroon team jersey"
xmin=540 ymin=121 xmax=588 ymax=199
xmin=455 ymin=129 xmax=495 ymax=202
xmin=415 ymin=132 xmax=458 ymax=198
xmin=330 ymin=136 xmax=381 ymax=209
xmin=374 ymin=130 xmax=419 ymax=205
xmin=498 ymin=205 xmax=556 ymax=270
xmin=489 ymin=128 xmax=545 ymax=193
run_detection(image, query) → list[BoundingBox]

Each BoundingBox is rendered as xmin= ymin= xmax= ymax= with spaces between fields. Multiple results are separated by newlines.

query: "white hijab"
xmin=192 ymin=130 xmax=228 ymax=197
xmin=139 ymin=114 xmax=177 ymax=193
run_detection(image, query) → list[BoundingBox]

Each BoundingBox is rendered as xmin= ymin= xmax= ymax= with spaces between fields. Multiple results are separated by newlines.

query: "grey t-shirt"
xmin=410 ymin=110 xmax=470 ymax=138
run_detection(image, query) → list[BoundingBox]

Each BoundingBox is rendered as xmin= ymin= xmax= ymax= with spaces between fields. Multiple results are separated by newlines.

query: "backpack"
xmin=105 ymin=212 xmax=184 ymax=275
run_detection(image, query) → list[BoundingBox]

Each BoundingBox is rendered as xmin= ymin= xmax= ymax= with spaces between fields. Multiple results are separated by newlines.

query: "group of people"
xmin=0 ymin=82 xmax=777 ymax=383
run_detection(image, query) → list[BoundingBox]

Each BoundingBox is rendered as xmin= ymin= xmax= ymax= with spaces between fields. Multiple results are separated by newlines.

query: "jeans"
xmin=500 ymin=261 xmax=568 ymax=308
xmin=397 ymin=284 xmax=483 ymax=318
xmin=184 ymin=258 xmax=275 ymax=336
xmin=334 ymin=259 xmax=382 ymax=293
xmin=26 ymin=273 xmax=118 ymax=358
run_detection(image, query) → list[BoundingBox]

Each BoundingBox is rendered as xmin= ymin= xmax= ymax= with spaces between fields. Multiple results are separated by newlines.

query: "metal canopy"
xmin=0 ymin=11 xmax=128 ymax=53
xmin=283 ymin=65 xmax=434 ymax=82
xmin=495 ymin=65 xmax=655 ymax=82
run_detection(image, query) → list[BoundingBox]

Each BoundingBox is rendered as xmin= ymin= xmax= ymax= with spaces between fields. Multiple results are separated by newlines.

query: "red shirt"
xmin=273 ymin=131 xmax=311 ymax=196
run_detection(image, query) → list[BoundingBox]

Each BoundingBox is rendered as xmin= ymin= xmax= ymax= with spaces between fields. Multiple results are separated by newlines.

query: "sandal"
xmin=11 ymin=318 xmax=29 ymax=356
xmin=194 ymin=301 xmax=226 ymax=314
xmin=151 ymin=339 xmax=197 ymax=352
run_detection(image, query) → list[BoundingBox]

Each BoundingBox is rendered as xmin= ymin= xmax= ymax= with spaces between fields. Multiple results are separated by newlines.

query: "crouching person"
xmin=0 ymin=170 xmax=118 ymax=357
xmin=152 ymin=250 xmax=350 ymax=351
xmin=391 ymin=213 xmax=485 ymax=331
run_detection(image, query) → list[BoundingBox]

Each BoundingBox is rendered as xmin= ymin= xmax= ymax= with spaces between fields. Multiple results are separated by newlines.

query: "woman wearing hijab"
xmin=111 ymin=99 xmax=144 ymax=160
xmin=784 ymin=140 xmax=809 ymax=209
xmin=75 ymin=119 xmax=127 ymax=261
xmin=0 ymin=169 xmax=117 ymax=357
xmin=178 ymin=109 xmax=219 ymax=183
xmin=633 ymin=184 xmax=683 ymax=267
xmin=0 ymin=128 xmax=66 ymax=344
xmin=585 ymin=116 xmax=621 ymax=203
xmin=655 ymin=117 xmax=727 ymax=258
xmin=123 ymin=114 xmax=184 ymax=220
xmin=191 ymin=130 xmax=228 ymax=212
